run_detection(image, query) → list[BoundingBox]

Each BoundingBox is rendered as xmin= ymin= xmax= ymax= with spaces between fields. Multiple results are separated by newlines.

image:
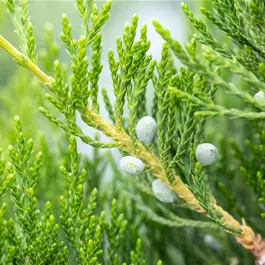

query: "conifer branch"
xmin=2 ymin=0 xmax=265 ymax=263
xmin=2 ymin=32 xmax=265 ymax=260
xmin=0 ymin=33 xmax=202 ymax=208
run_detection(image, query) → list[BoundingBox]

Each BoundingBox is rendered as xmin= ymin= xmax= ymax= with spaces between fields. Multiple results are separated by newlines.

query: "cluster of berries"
xmin=120 ymin=116 xmax=218 ymax=203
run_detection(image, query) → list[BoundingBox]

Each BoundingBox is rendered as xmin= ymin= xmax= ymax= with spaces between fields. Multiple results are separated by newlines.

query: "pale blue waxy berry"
xmin=204 ymin=234 xmax=222 ymax=251
xmin=195 ymin=143 xmax=218 ymax=166
xmin=254 ymin=91 xmax=265 ymax=104
xmin=152 ymin=179 xmax=178 ymax=203
xmin=120 ymin=156 xmax=145 ymax=176
xmin=136 ymin=116 xmax=157 ymax=145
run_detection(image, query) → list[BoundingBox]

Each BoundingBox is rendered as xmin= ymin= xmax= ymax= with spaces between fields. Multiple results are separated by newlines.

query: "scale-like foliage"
xmin=1 ymin=0 xmax=265 ymax=264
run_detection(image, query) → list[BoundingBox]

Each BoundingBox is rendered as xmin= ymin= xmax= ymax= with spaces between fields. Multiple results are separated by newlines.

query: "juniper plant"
xmin=1 ymin=0 xmax=265 ymax=264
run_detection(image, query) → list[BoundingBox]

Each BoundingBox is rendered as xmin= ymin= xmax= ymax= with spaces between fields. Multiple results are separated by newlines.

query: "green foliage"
xmin=0 ymin=118 xmax=161 ymax=264
xmin=39 ymin=24 xmax=60 ymax=73
xmin=1 ymin=117 xmax=66 ymax=264
xmin=2 ymin=0 xmax=265 ymax=264
xmin=3 ymin=0 xmax=37 ymax=61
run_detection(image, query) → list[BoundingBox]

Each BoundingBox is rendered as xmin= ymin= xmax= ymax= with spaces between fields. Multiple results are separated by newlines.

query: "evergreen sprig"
xmin=3 ymin=117 xmax=67 ymax=265
xmin=0 ymin=118 xmax=160 ymax=264
xmin=3 ymin=0 xmax=37 ymax=62
xmin=2 ymin=0 xmax=265 ymax=263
